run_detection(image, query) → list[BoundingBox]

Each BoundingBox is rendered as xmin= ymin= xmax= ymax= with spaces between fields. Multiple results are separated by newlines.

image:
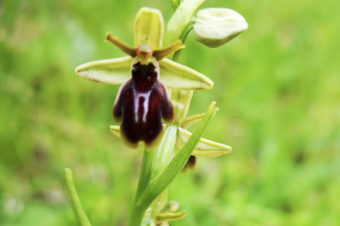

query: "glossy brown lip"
xmin=113 ymin=62 xmax=173 ymax=147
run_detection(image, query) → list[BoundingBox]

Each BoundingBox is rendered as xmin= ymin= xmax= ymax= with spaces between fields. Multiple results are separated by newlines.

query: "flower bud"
xmin=193 ymin=8 xmax=248 ymax=48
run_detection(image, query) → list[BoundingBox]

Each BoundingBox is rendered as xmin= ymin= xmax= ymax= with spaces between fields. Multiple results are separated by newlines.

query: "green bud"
xmin=193 ymin=8 xmax=248 ymax=48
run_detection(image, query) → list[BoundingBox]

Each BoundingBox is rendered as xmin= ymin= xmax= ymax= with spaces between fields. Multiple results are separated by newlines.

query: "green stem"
xmin=129 ymin=126 xmax=177 ymax=226
xmin=65 ymin=168 xmax=91 ymax=226
xmin=129 ymin=204 xmax=146 ymax=226
xmin=129 ymin=148 xmax=153 ymax=226
xmin=173 ymin=21 xmax=194 ymax=61
xmin=135 ymin=148 xmax=154 ymax=199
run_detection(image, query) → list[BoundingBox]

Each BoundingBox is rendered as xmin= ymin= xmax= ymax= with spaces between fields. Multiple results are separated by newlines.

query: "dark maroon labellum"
xmin=113 ymin=62 xmax=174 ymax=147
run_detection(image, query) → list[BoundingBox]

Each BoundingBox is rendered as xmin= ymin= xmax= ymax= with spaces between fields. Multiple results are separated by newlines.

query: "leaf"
xmin=136 ymin=102 xmax=217 ymax=208
xmin=65 ymin=168 xmax=91 ymax=226
xmin=159 ymin=58 xmax=213 ymax=90
xmin=151 ymin=125 xmax=178 ymax=179
xmin=75 ymin=56 xmax=132 ymax=85
xmin=178 ymin=127 xmax=232 ymax=157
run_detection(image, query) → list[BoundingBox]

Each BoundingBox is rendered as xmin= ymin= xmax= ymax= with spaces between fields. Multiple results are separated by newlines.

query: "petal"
xmin=178 ymin=127 xmax=232 ymax=157
xmin=159 ymin=58 xmax=213 ymax=90
xmin=180 ymin=112 xmax=206 ymax=128
xmin=134 ymin=7 xmax=164 ymax=49
xmin=75 ymin=56 xmax=132 ymax=85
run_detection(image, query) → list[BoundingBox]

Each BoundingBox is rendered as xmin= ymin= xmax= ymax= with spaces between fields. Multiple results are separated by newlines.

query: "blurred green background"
xmin=1 ymin=0 xmax=340 ymax=225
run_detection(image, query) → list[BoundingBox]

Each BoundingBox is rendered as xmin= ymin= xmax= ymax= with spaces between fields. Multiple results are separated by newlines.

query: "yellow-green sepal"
xmin=110 ymin=125 xmax=121 ymax=139
xmin=75 ymin=56 xmax=132 ymax=85
xmin=165 ymin=0 xmax=206 ymax=45
xmin=159 ymin=58 xmax=213 ymax=90
xmin=156 ymin=210 xmax=186 ymax=223
xmin=180 ymin=112 xmax=206 ymax=128
xmin=177 ymin=127 xmax=232 ymax=157
xmin=168 ymin=89 xmax=193 ymax=124
xmin=134 ymin=7 xmax=164 ymax=49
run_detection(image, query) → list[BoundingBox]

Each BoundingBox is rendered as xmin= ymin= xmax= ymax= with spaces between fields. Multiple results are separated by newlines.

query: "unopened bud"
xmin=193 ymin=8 xmax=248 ymax=48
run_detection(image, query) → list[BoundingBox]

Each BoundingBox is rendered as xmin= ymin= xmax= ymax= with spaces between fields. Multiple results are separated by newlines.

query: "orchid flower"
xmin=75 ymin=8 xmax=213 ymax=148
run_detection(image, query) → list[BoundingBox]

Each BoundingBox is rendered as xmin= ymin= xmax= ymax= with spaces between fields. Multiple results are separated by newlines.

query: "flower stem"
xmin=129 ymin=204 xmax=146 ymax=226
xmin=129 ymin=126 xmax=177 ymax=226
xmin=130 ymin=148 xmax=153 ymax=226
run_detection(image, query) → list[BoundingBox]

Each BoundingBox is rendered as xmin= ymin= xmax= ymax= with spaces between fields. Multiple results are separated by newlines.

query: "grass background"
xmin=1 ymin=0 xmax=340 ymax=225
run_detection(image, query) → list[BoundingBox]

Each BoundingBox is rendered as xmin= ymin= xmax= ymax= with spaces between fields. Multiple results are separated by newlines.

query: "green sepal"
xmin=168 ymin=89 xmax=193 ymax=124
xmin=156 ymin=210 xmax=186 ymax=223
xmin=164 ymin=0 xmax=205 ymax=45
xmin=134 ymin=7 xmax=164 ymax=49
xmin=180 ymin=112 xmax=206 ymax=128
xmin=159 ymin=58 xmax=213 ymax=90
xmin=75 ymin=56 xmax=132 ymax=85
xmin=177 ymin=127 xmax=232 ymax=157
xmin=110 ymin=125 xmax=121 ymax=139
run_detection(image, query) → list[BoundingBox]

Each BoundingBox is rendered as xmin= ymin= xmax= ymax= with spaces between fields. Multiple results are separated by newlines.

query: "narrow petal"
xmin=159 ymin=58 xmax=213 ymax=90
xmin=180 ymin=112 xmax=206 ymax=128
xmin=134 ymin=7 xmax=164 ymax=49
xmin=178 ymin=127 xmax=232 ymax=157
xmin=180 ymin=109 xmax=219 ymax=128
xmin=75 ymin=56 xmax=132 ymax=85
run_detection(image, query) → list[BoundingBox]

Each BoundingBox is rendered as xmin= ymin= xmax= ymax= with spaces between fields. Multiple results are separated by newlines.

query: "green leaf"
xmin=159 ymin=58 xmax=213 ymax=90
xmin=178 ymin=127 xmax=232 ymax=157
xmin=151 ymin=125 xmax=178 ymax=179
xmin=134 ymin=7 xmax=164 ymax=49
xmin=136 ymin=102 xmax=217 ymax=208
xmin=75 ymin=56 xmax=132 ymax=85
xmin=65 ymin=168 xmax=91 ymax=226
